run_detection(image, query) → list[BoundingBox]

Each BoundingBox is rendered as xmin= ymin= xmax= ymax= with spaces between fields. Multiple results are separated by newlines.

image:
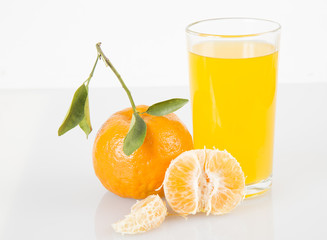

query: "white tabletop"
xmin=1 ymin=83 xmax=326 ymax=239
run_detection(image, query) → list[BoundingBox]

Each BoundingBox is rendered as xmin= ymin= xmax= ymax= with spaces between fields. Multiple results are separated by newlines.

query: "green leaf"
xmin=146 ymin=98 xmax=189 ymax=116
xmin=79 ymin=95 xmax=92 ymax=138
xmin=58 ymin=84 xmax=88 ymax=136
xmin=123 ymin=113 xmax=147 ymax=156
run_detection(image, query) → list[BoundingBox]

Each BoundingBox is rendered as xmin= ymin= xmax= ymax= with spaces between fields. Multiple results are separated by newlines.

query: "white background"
xmin=1 ymin=1 xmax=327 ymax=238
xmin=1 ymin=0 xmax=327 ymax=89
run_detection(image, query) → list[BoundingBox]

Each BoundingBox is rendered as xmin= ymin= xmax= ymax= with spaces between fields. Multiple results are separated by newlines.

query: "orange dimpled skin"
xmin=93 ymin=105 xmax=193 ymax=199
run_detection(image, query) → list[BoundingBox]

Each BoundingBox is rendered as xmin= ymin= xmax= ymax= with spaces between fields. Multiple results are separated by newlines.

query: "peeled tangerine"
xmin=112 ymin=149 xmax=245 ymax=235
xmin=112 ymin=194 xmax=167 ymax=234
xmin=163 ymin=149 xmax=245 ymax=216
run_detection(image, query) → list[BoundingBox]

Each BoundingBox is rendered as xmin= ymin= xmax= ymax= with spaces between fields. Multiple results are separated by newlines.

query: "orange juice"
xmin=189 ymin=41 xmax=278 ymax=184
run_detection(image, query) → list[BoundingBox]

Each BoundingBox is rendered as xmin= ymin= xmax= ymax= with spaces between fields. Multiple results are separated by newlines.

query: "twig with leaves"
xmin=58 ymin=42 xmax=188 ymax=156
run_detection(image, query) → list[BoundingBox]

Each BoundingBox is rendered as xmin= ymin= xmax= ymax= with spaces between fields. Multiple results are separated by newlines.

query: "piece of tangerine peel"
xmin=163 ymin=149 xmax=245 ymax=216
xmin=112 ymin=194 xmax=167 ymax=234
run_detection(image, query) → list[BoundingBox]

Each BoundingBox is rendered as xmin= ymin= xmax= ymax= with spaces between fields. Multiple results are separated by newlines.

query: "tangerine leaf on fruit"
xmin=146 ymin=98 xmax=189 ymax=116
xmin=123 ymin=113 xmax=147 ymax=156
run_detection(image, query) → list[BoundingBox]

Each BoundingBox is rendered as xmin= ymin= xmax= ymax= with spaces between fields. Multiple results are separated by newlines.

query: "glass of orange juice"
xmin=186 ymin=18 xmax=281 ymax=197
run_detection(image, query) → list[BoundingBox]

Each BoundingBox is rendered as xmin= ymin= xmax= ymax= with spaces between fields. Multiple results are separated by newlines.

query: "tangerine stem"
xmin=96 ymin=42 xmax=137 ymax=113
xmin=84 ymin=55 xmax=99 ymax=87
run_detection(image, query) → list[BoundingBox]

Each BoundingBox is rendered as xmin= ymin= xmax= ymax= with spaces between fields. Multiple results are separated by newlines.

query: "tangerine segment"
xmin=112 ymin=195 xmax=167 ymax=235
xmin=205 ymin=150 xmax=245 ymax=215
xmin=163 ymin=152 xmax=202 ymax=215
xmin=163 ymin=149 xmax=245 ymax=216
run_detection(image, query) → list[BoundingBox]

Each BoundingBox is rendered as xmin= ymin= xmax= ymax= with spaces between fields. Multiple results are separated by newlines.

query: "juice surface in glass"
xmin=189 ymin=41 xmax=278 ymax=185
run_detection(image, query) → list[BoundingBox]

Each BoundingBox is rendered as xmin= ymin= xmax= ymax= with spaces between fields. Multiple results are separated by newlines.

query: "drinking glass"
xmin=186 ymin=18 xmax=281 ymax=197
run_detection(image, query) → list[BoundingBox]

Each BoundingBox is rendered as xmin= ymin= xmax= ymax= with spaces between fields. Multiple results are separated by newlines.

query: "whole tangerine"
xmin=93 ymin=105 xmax=193 ymax=199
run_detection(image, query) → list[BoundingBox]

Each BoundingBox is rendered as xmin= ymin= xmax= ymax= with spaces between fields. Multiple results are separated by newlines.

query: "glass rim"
xmin=186 ymin=17 xmax=281 ymax=38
